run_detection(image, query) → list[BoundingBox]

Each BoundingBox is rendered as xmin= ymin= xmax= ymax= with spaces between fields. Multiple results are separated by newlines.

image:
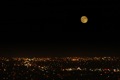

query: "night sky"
xmin=0 ymin=0 xmax=120 ymax=57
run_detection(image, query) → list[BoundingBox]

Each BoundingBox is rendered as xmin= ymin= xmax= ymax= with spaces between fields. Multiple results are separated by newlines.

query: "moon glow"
xmin=81 ymin=16 xmax=88 ymax=23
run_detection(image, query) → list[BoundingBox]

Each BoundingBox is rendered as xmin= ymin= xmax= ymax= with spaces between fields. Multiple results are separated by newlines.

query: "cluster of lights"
xmin=0 ymin=57 xmax=119 ymax=62
xmin=0 ymin=57 xmax=120 ymax=72
xmin=0 ymin=57 xmax=120 ymax=79
xmin=62 ymin=67 xmax=120 ymax=72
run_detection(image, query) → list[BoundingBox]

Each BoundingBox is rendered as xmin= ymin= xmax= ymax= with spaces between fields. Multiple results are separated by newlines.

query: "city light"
xmin=0 ymin=57 xmax=120 ymax=79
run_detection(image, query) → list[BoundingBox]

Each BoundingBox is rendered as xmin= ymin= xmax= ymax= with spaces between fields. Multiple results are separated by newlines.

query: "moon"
xmin=80 ymin=16 xmax=88 ymax=23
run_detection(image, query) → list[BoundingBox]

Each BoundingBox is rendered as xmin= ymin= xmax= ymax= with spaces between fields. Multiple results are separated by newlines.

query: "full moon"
xmin=80 ymin=16 xmax=88 ymax=23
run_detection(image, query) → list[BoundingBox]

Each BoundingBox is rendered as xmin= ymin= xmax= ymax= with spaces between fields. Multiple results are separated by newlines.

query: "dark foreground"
xmin=0 ymin=57 xmax=120 ymax=80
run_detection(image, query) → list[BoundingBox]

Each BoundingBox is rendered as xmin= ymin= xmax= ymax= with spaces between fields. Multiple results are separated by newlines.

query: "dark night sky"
xmin=0 ymin=0 xmax=120 ymax=57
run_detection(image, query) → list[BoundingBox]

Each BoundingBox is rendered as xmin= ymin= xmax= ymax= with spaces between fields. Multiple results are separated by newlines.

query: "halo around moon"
xmin=80 ymin=16 xmax=88 ymax=23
